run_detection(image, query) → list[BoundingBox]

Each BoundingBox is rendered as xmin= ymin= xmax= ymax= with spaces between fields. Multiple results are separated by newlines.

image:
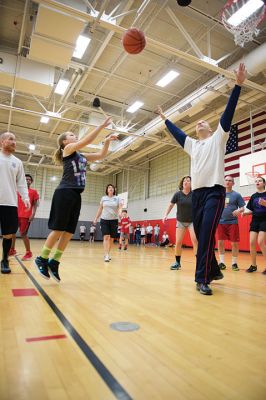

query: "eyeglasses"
xmin=225 ymin=179 xmax=233 ymax=182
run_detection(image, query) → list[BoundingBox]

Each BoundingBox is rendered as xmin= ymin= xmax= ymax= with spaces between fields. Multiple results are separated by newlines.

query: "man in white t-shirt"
xmin=0 ymin=132 xmax=30 ymax=273
xmin=157 ymin=63 xmax=246 ymax=295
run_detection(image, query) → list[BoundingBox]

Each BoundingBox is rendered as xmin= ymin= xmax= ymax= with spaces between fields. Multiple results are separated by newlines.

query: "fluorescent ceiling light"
xmin=126 ymin=101 xmax=144 ymax=113
xmin=40 ymin=115 xmax=50 ymax=124
xmin=227 ymin=0 xmax=264 ymax=26
xmin=28 ymin=143 xmax=36 ymax=151
xmin=73 ymin=35 xmax=91 ymax=59
xmin=40 ymin=111 xmax=61 ymax=124
xmin=55 ymin=79 xmax=70 ymax=95
xmin=156 ymin=70 xmax=180 ymax=87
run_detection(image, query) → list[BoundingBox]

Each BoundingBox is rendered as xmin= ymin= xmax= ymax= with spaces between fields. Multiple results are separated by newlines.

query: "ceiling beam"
xmin=33 ymin=0 xmax=266 ymax=94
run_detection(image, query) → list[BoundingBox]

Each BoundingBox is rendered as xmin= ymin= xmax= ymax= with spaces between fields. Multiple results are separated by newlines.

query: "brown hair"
xmin=178 ymin=175 xmax=191 ymax=191
xmin=105 ymin=184 xmax=116 ymax=195
xmin=53 ymin=132 xmax=69 ymax=165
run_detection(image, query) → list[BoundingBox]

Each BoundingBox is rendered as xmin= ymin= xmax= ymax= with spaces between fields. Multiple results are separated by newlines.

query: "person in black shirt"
xmin=244 ymin=177 xmax=266 ymax=274
xmin=163 ymin=176 xmax=197 ymax=270
xmin=35 ymin=117 xmax=116 ymax=281
xmin=135 ymin=224 xmax=141 ymax=246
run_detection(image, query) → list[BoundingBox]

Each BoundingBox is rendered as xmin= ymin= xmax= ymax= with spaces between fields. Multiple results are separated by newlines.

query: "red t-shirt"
xmin=18 ymin=188 xmax=39 ymax=218
xmin=120 ymin=217 xmax=131 ymax=234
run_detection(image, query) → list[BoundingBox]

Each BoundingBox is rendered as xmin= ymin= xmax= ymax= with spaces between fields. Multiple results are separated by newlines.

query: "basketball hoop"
xmin=221 ymin=0 xmax=266 ymax=47
xmin=245 ymin=171 xmax=261 ymax=185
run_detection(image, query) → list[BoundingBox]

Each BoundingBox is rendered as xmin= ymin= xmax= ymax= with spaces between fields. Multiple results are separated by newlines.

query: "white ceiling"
xmin=0 ymin=0 xmax=265 ymax=174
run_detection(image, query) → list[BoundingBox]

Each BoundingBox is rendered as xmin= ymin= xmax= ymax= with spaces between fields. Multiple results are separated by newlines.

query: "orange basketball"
xmin=122 ymin=28 xmax=146 ymax=54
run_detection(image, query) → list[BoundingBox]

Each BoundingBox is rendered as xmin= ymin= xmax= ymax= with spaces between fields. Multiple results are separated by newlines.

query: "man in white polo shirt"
xmin=157 ymin=63 xmax=246 ymax=295
xmin=0 ymin=132 xmax=30 ymax=273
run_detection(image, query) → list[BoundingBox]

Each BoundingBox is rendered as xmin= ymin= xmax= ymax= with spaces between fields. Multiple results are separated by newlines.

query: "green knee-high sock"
xmin=40 ymin=246 xmax=51 ymax=259
xmin=52 ymin=249 xmax=63 ymax=262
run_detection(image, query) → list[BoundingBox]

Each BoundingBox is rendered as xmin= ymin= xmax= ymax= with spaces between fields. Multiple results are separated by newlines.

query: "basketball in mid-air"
xmin=122 ymin=28 xmax=146 ymax=54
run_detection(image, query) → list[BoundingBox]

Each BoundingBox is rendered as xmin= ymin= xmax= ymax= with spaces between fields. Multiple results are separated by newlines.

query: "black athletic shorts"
xmin=250 ymin=218 xmax=266 ymax=233
xmin=0 ymin=205 xmax=18 ymax=235
xmin=100 ymin=218 xmax=118 ymax=238
xmin=48 ymin=188 xmax=81 ymax=234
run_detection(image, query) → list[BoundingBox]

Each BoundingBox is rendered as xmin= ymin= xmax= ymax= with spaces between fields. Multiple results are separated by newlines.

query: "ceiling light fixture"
xmin=73 ymin=35 xmax=91 ymax=59
xmin=156 ymin=70 xmax=180 ymax=87
xmin=227 ymin=0 xmax=264 ymax=26
xmin=40 ymin=111 xmax=61 ymax=124
xmin=55 ymin=79 xmax=70 ymax=95
xmin=28 ymin=143 xmax=36 ymax=151
xmin=40 ymin=115 xmax=50 ymax=124
xmin=126 ymin=101 xmax=144 ymax=113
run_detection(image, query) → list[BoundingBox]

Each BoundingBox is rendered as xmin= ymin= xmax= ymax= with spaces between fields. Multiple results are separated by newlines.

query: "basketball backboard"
xmin=239 ymin=150 xmax=266 ymax=186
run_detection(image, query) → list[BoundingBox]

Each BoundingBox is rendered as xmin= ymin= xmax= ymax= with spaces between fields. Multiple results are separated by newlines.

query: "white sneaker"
xmin=108 ymin=255 xmax=111 ymax=261
xmin=104 ymin=255 xmax=109 ymax=262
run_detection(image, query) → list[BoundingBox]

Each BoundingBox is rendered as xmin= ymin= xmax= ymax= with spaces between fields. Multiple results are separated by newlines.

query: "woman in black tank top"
xmin=34 ymin=117 xmax=117 ymax=282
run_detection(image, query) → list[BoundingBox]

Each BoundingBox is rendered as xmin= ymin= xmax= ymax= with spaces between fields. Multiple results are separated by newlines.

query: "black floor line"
xmin=15 ymin=256 xmax=133 ymax=400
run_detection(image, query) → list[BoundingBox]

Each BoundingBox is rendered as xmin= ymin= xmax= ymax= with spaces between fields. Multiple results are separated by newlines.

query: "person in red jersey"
xmin=119 ymin=210 xmax=131 ymax=251
xmin=9 ymin=174 xmax=39 ymax=261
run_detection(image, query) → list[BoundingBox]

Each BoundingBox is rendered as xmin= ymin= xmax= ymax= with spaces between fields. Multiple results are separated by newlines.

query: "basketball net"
xmin=245 ymin=171 xmax=261 ymax=185
xmin=221 ymin=0 xmax=266 ymax=47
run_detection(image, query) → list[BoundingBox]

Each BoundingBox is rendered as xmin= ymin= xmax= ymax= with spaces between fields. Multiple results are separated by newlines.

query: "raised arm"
xmin=157 ymin=106 xmax=187 ymax=148
xmin=85 ymin=134 xmax=118 ymax=162
xmin=64 ymin=116 xmax=112 ymax=155
xmin=220 ymin=63 xmax=246 ymax=132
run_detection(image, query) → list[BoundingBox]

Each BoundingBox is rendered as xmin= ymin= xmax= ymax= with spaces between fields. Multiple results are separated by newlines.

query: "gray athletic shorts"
xmin=176 ymin=221 xmax=193 ymax=229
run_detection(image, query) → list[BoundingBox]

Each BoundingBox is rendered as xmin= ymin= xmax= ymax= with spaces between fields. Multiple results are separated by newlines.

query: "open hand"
xmin=156 ymin=105 xmax=166 ymax=121
xmin=234 ymin=63 xmax=247 ymax=86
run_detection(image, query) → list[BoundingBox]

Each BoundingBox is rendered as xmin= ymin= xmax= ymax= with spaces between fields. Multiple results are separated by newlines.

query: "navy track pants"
xmin=192 ymin=185 xmax=225 ymax=284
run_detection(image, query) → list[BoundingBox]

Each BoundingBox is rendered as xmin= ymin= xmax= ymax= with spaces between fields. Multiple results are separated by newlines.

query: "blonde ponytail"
xmin=53 ymin=147 xmax=63 ymax=165
xmin=53 ymin=132 xmax=69 ymax=165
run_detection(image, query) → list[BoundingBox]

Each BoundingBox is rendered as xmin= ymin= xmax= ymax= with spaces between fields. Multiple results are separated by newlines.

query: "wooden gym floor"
xmin=0 ymin=239 xmax=265 ymax=400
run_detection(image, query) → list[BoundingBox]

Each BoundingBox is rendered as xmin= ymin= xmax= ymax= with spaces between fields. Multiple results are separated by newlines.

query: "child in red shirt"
xmin=119 ymin=210 xmax=131 ymax=251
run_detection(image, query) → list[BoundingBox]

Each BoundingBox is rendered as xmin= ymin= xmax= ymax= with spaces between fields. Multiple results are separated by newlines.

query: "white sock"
xmin=232 ymin=257 xmax=237 ymax=265
xmin=219 ymin=254 xmax=225 ymax=263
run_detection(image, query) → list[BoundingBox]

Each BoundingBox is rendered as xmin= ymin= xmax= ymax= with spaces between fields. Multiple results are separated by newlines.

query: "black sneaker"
xmin=218 ymin=262 xmax=226 ymax=270
xmin=246 ymin=265 xmax=257 ymax=273
xmin=48 ymin=259 xmax=60 ymax=283
xmin=210 ymin=271 xmax=224 ymax=281
xmin=232 ymin=263 xmax=239 ymax=271
xmin=35 ymin=256 xmax=50 ymax=279
xmin=170 ymin=261 xmax=181 ymax=270
xmin=196 ymin=283 xmax=213 ymax=295
xmin=262 ymin=269 xmax=266 ymax=275
xmin=1 ymin=259 xmax=11 ymax=274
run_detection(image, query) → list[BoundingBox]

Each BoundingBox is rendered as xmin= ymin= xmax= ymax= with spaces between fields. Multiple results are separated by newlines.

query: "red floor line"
xmin=26 ymin=334 xmax=67 ymax=342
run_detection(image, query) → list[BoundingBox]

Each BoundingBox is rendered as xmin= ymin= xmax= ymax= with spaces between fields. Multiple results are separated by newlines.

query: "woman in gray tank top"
xmin=163 ymin=176 xmax=197 ymax=271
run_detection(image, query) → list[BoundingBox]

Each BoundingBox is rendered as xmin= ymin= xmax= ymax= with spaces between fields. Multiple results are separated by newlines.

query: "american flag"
xmin=224 ymin=111 xmax=266 ymax=178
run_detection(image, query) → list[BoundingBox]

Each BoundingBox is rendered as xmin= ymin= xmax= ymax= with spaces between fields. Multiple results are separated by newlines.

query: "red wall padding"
xmin=132 ymin=215 xmax=262 ymax=252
